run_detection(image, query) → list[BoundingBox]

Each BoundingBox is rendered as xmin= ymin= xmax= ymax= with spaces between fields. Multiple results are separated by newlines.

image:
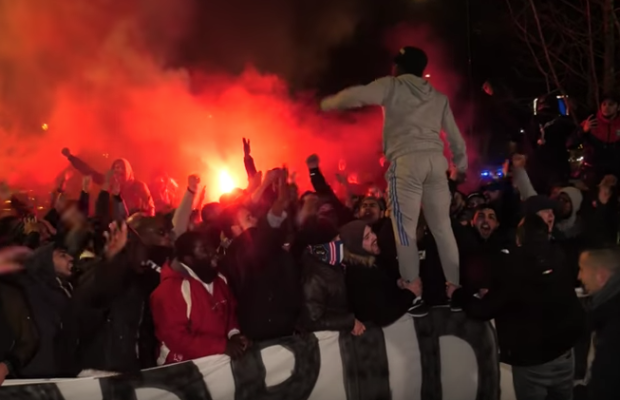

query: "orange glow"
xmin=218 ymin=170 xmax=235 ymax=194
xmin=0 ymin=1 xmax=477 ymax=197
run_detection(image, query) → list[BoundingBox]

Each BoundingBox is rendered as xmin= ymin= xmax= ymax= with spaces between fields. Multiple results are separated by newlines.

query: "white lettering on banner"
xmin=0 ymin=309 xmax=500 ymax=400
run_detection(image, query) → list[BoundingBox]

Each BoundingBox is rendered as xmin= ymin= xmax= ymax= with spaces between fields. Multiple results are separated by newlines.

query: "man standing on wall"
xmin=320 ymin=46 xmax=468 ymax=316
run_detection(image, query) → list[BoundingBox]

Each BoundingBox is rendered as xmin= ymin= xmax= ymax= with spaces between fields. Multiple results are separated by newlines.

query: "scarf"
xmin=592 ymin=271 xmax=620 ymax=310
xmin=308 ymin=240 xmax=344 ymax=265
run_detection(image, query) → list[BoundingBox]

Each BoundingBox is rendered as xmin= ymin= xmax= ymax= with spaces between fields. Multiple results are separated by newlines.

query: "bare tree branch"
xmin=506 ymin=0 xmax=550 ymax=90
xmin=586 ymin=0 xmax=600 ymax=105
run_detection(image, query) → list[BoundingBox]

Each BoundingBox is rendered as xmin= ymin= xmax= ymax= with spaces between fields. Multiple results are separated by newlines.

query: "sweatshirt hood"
xmin=556 ymin=187 xmax=582 ymax=236
xmin=399 ymin=74 xmax=435 ymax=100
xmin=112 ymin=158 xmax=135 ymax=182
xmin=25 ymin=243 xmax=59 ymax=285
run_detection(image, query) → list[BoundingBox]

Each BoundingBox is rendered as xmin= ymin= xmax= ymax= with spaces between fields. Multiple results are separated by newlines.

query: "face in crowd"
xmin=450 ymin=192 xmax=465 ymax=216
xmin=230 ymin=207 xmax=258 ymax=238
xmin=53 ymin=249 xmax=73 ymax=278
xmin=536 ymin=209 xmax=555 ymax=232
xmin=578 ymin=250 xmax=616 ymax=294
xmin=554 ymin=192 xmax=573 ymax=220
xmin=483 ymin=188 xmax=501 ymax=203
xmin=358 ymin=198 xmax=381 ymax=224
xmin=361 ymin=225 xmax=380 ymax=255
xmin=112 ymin=160 xmax=128 ymax=185
xmin=182 ymin=235 xmax=218 ymax=284
xmin=601 ymin=99 xmax=619 ymax=119
xmin=471 ymin=207 xmax=499 ymax=239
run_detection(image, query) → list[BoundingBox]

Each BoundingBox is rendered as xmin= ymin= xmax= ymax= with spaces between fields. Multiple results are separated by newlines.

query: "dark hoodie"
xmin=18 ymin=244 xmax=73 ymax=378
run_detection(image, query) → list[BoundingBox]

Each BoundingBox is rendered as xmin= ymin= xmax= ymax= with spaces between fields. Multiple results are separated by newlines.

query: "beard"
xmin=190 ymin=260 xmax=218 ymax=283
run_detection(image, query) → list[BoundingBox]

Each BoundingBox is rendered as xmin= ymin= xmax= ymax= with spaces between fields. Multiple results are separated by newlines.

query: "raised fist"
xmin=306 ymin=154 xmax=319 ymax=169
xmin=61 ymin=148 xmax=71 ymax=157
xmin=188 ymin=175 xmax=200 ymax=193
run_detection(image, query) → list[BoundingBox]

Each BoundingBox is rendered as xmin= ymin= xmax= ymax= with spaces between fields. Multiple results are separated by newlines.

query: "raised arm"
xmin=320 ymin=77 xmax=392 ymax=111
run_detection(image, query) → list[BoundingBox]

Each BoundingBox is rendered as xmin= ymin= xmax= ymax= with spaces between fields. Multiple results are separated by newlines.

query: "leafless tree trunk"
xmin=603 ymin=0 xmax=616 ymax=90
xmin=586 ymin=0 xmax=600 ymax=106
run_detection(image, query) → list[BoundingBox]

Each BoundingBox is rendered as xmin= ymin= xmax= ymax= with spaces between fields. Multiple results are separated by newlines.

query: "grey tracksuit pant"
xmin=386 ymin=152 xmax=460 ymax=285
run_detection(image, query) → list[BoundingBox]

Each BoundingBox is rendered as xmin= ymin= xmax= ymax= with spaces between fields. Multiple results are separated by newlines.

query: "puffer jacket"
xmin=299 ymin=251 xmax=355 ymax=332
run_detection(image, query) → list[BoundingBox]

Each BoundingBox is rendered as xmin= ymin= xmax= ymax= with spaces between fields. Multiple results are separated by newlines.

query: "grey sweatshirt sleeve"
xmin=441 ymin=101 xmax=468 ymax=173
xmin=512 ymin=167 xmax=538 ymax=200
xmin=320 ymin=77 xmax=391 ymax=110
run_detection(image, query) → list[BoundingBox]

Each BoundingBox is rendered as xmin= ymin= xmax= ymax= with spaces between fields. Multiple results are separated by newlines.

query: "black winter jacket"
xmin=18 ymin=245 xmax=73 ymax=378
xmin=220 ymin=222 xmax=302 ymax=341
xmin=0 ymin=278 xmax=38 ymax=377
xmin=300 ymin=252 xmax=355 ymax=332
xmin=587 ymin=285 xmax=620 ymax=400
xmin=454 ymin=241 xmax=586 ymax=366
xmin=345 ymin=258 xmax=412 ymax=327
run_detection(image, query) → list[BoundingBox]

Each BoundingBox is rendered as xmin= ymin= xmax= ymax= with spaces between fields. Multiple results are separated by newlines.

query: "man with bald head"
xmin=578 ymin=248 xmax=620 ymax=400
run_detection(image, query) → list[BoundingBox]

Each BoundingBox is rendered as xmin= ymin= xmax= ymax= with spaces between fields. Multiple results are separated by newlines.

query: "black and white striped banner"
xmin=0 ymin=309 xmax=500 ymax=400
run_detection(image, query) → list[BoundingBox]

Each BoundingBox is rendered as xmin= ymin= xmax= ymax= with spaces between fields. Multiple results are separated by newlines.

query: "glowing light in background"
xmin=41 ymin=123 xmax=48 ymax=131
xmin=218 ymin=170 xmax=235 ymax=194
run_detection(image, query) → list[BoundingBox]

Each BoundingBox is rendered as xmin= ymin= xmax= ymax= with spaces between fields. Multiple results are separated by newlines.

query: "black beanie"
xmin=394 ymin=46 xmax=428 ymax=77
xmin=339 ymin=220 xmax=371 ymax=256
xmin=601 ymin=92 xmax=620 ymax=105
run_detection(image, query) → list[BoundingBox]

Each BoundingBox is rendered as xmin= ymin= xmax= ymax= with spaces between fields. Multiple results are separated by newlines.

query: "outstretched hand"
xmin=188 ymin=174 xmax=200 ymax=193
xmin=0 ymin=246 xmax=31 ymax=275
xmin=104 ymin=221 xmax=129 ymax=260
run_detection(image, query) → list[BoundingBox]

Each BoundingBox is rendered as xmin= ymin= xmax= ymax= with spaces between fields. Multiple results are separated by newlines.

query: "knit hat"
xmin=394 ymin=46 xmax=428 ymax=77
xmin=339 ymin=220 xmax=371 ymax=256
xmin=523 ymin=195 xmax=557 ymax=216
xmin=600 ymin=92 xmax=620 ymax=105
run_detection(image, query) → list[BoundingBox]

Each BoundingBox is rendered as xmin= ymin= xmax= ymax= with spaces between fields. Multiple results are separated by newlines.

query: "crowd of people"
xmin=0 ymin=46 xmax=618 ymax=400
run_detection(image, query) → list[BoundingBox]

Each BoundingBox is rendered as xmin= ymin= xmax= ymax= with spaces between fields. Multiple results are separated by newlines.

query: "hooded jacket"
xmin=111 ymin=159 xmax=154 ymax=217
xmin=454 ymin=241 xmax=586 ymax=366
xmin=321 ymin=74 xmax=467 ymax=172
xmin=555 ymin=186 xmax=582 ymax=238
xmin=151 ymin=263 xmax=239 ymax=365
xmin=66 ymin=155 xmax=154 ymax=216
xmin=18 ymin=244 xmax=73 ymax=378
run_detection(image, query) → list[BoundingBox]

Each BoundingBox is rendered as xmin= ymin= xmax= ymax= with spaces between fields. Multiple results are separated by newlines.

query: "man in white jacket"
xmin=320 ymin=46 xmax=467 ymax=317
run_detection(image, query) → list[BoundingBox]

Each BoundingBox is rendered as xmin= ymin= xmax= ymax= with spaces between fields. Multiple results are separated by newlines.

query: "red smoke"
xmin=0 ymin=1 xmax=473 ymax=203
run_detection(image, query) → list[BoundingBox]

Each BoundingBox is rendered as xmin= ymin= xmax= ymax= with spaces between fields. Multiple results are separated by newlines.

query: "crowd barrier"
xmin=0 ymin=308 xmax=500 ymax=400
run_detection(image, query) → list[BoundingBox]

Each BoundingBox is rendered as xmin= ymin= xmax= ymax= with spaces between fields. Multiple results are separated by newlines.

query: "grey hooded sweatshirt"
xmin=321 ymin=74 xmax=467 ymax=172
